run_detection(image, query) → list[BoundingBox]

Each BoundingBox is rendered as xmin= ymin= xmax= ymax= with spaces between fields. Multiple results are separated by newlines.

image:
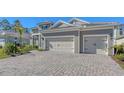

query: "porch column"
xmin=112 ymin=26 xmax=118 ymax=55
xmin=32 ymin=35 xmax=35 ymax=47
xmin=78 ymin=31 xmax=80 ymax=53
xmin=30 ymin=35 xmax=33 ymax=46
xmin=74 ymin=31 xmax=80 ymax=53
xmin=38 ymin=34 xmax=41 ymax=49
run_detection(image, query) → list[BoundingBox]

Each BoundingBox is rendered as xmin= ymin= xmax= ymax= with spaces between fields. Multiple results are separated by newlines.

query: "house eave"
xmin=31 ymin=32 xmax=41 ymax=36
xmin=41 ymin=25 xmax=118 ymax=34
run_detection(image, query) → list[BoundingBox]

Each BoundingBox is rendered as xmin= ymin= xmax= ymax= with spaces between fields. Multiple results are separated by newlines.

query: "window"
xmin=42 ymin=25 xmax=47 ymax=30
xmin=119 ymin=26 xmax=124 ymax=35
xmin=33 ymin=35 xmax=38 ymax=40
xmin=120 ymin=30 xmax=123 ymax=35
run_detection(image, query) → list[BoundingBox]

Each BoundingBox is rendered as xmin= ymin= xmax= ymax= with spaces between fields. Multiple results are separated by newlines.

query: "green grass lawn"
xmin=0 ymin=55 xmax=9 ymax=59
xmin=112 ymin=56 xmax=124 ymax=69
xmin=0 ymin=48 xmax=9 ymax=59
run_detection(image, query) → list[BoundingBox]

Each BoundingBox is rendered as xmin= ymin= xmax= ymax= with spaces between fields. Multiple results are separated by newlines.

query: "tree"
xmin=13 ymin=20 xmax=24 ymax=46
xmin=0 ymin=19 xmax=11 ymax=30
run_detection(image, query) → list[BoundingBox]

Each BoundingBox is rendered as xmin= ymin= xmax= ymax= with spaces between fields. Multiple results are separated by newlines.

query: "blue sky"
xmin=0 ymin=17 xmax=124 ymax=28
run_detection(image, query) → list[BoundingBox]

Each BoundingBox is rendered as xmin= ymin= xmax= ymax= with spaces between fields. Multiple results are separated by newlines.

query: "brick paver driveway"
xmin=0 ymin=50 xmax=124 ymax=76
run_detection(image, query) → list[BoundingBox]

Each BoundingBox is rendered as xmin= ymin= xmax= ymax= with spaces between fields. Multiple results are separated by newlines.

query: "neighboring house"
xmin=0 ymin=31 xmax=30 ymax=47
xmin=0 ymin=19 xmax=30 ymax=47
xmin=31 ymin=18 xmax=124 ymax=55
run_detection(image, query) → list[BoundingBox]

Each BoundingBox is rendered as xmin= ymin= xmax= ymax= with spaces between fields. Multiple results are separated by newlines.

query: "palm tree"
xmin=13 ymin=20 xmax=24 ymax=46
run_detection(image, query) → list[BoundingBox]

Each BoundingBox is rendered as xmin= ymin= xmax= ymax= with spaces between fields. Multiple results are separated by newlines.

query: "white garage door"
xmin=46 ymin=37 xmax=74 ymax=53
xmin=83 ymin=35 xmax=108 ymax=55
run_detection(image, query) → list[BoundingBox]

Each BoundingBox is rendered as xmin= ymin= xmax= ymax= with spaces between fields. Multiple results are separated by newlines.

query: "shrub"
xmin=113 ymin=44 xmax=124 ymax=54
xmin=114 ymin=54 xmax=124 ymax=61
xmin=37 ymin=48 xmax=44 ymax=51
xmin=17 ymin=47 xmax=22 ymax=54
xmin=19 ymin=45 xmax=33 ymax=54
xmin=0 ymin=48 xmax=8 ymax=59
xmin=33 ymin=45 xmax=38 ymax=49
xmin=24 ymin=45 xmax=33 ymax=51
xmin=22 ymin=46 xmax=29 ymax=54
xmin=4 ymin=43 xmax=17 ymax=55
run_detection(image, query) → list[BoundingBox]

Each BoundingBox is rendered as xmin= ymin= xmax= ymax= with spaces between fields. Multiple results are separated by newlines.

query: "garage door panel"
xmin=84 ymin=36 xmax=108 ymax=55
xmin=49 ymin=41 xmax=74 ymax=48
xmin=46 ymin=37 xmax=74 ymax=53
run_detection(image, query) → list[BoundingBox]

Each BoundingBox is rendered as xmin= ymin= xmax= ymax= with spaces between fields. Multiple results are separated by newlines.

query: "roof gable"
xmin=50 ymin=20 xmax=75 ymax=29
xmin=69 ymin=18 xmax=89 ymax=25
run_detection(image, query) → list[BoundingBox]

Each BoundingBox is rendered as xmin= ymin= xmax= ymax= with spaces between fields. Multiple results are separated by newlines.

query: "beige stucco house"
xmin=31 ymin=18 xmax=124 ymax=55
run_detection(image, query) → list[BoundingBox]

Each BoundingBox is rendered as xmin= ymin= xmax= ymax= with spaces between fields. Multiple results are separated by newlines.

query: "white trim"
xmin=81 ymin=27 xmax=113 ymax=32
xmin=42 ymin=26 xmax=113 ymax=34
xmin=50 ymin=20 xmax=75 ymax=29
xmin=69 ymin=18 xmax=90 ymax=24
xmin=44 ymin=37 xmax=46 ymax=50
xmin=42 ymin=29 xmax=80 ymax=33
xmin=78 ymin=31 xmax=80 ymax=53
xmin=83 ymin=34 xmax=109 ymax=37
xmin=31 ymin=33 xmax=41 ymax=36
xmin=112 ymin=26 xmax=116 ymax=55
xmin=45 ymin=35 xmax=75 ymax=38
xmin=83 ymin=34 xmax=109 ymax=55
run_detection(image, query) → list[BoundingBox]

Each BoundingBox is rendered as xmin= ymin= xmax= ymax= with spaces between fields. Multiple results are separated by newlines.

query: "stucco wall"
xmin=42 ymin=29 xmax=114 ymax=55
xmin=116 ymin=38 xmax=124 ymax=45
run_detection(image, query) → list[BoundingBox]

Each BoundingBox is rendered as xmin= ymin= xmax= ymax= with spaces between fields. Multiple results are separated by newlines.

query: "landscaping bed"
xmin=0 ymin=49 xmax=9 ymax=59
xmin=112 ymin=44 xmax=124 ymax=69
xmin=112 ymin=55 xmax=124 ymax=69
xmin=0 ymin=43 xmax=33 ymax=59
xmin=0 ymin=43 xmax=44 ymax=59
